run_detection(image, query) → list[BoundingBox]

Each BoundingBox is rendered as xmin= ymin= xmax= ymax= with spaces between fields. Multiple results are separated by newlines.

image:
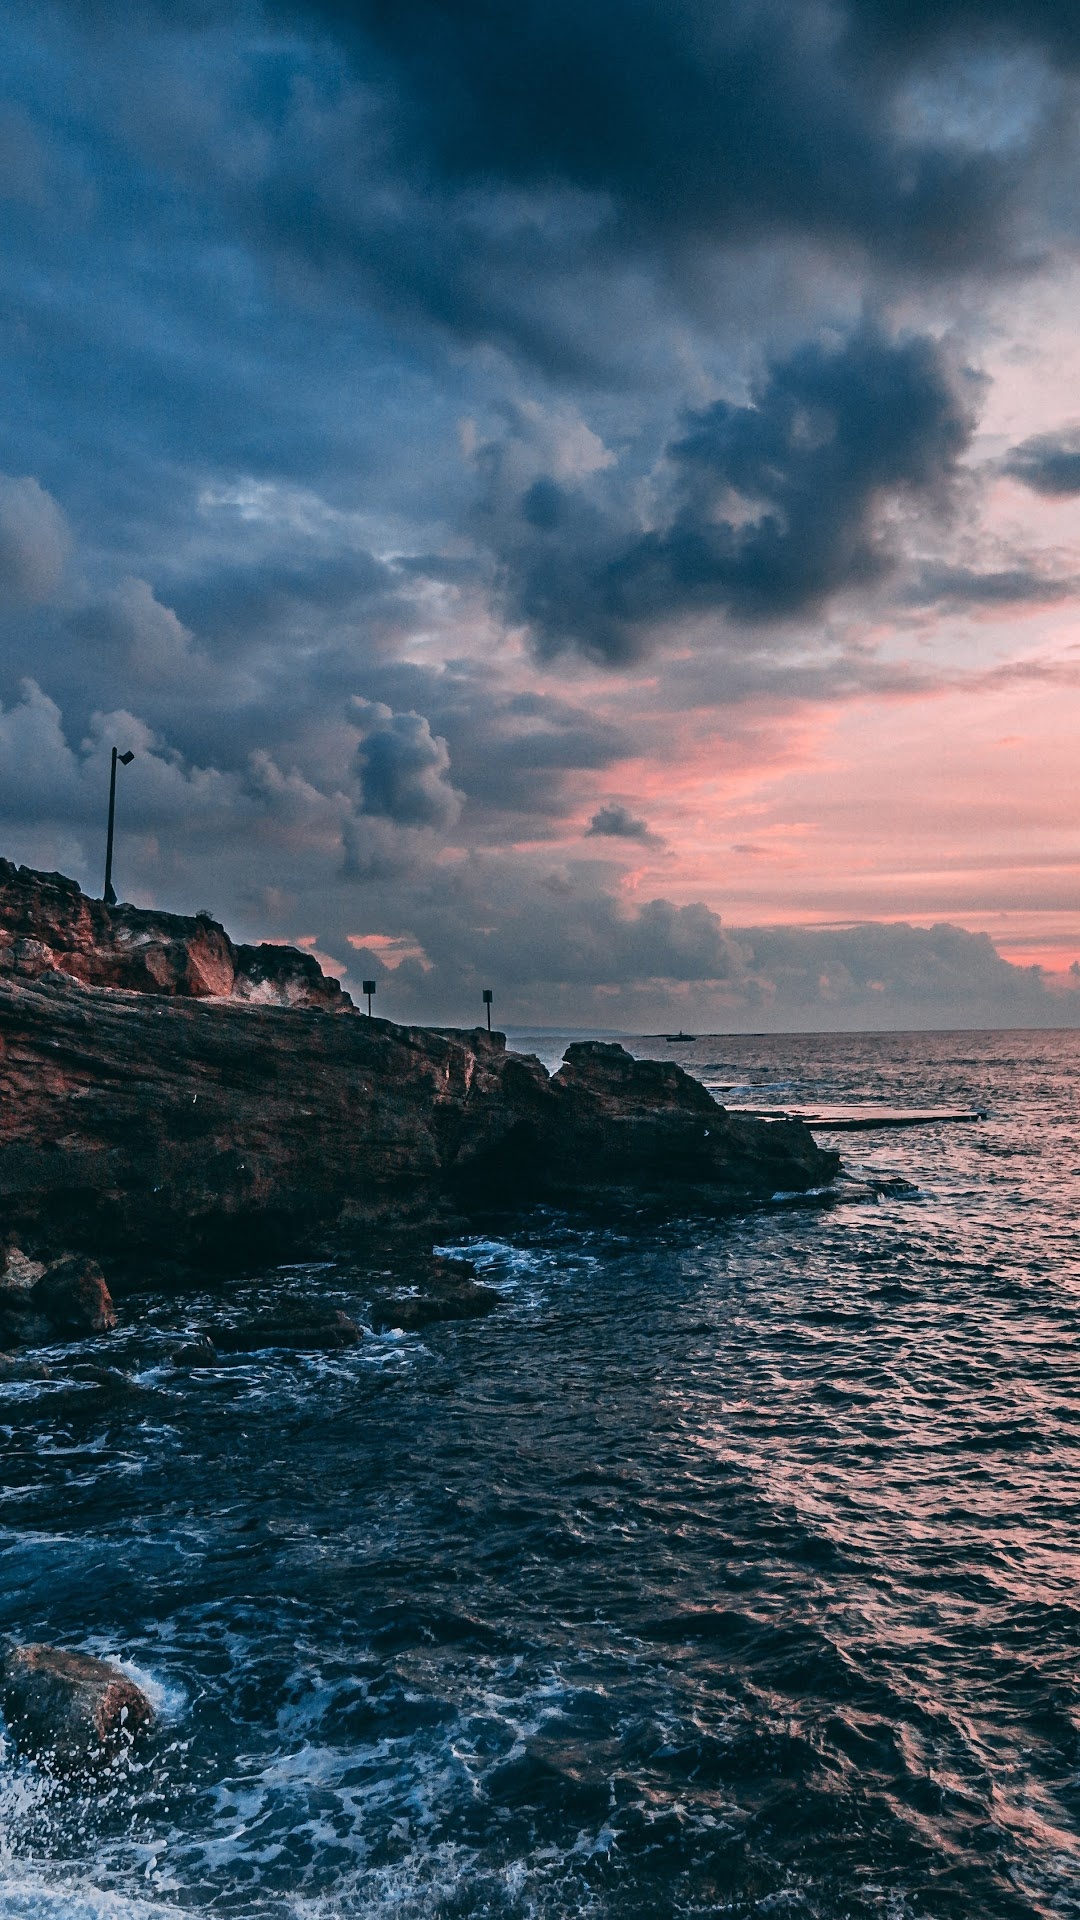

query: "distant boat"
xmin=664 ymin=1031 xmax=696 ymax=1043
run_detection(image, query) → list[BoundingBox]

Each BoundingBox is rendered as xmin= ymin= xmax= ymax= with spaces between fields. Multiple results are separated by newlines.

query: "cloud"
xmin=426 ymin=874 xmax=746 ymax=990
xmin=279 ymin=0 xmax=1037 ymax=281
xmin=0 ymin=2 xmax=1075 ymax=1033
xmin=0 ymin=680 xmax=80 ymax=810
xmin=586 ymin=803 xmax=653 ymax=841
xmin=728 ymin=919 xmax=1079 ymax=1030
xmin=846 ymin=1 xmax=1080 ymax=65
xmin=0 ymin=475 xmax=70 ymax=606
xmin=1003 ymin=428 xmax=1080 ymax=494
xmin=908 ymin=561 xmax=1079 ymax=605
xmin=489 ymin=326 xmax=976 ymax=662
xmin=350 ymin=698 xmax=463 ymax=829
xmin=417 ymin=894 xmax=1080 ymax=1030
xmin=73 ymin=576 xmax=202 ymax=684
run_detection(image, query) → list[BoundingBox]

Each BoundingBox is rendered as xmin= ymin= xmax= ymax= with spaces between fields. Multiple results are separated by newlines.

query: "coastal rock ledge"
xmin=0 ymin=861 xmax=838 ymax=1266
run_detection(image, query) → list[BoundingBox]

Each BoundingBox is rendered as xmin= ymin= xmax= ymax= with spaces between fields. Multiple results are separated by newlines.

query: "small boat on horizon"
xmin=664 ymin=1031 xmax=697 ymax=1043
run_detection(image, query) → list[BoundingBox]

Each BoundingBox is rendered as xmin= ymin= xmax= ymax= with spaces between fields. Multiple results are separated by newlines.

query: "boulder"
xmin=182 ymin=1304 xmax=363 ymax=1357
xmin=369 ymin=1255 xmax=499 ymax=1330
xmin=33 ymin=1257 xmax=116 ymax=1335
xmin=1 ymin=1644 xmax=154 ymax=1770
xmin=0 ymin=1253 xmax=116 ymax=1347
xmin=171 ymin=1335 xmax=218 ymax=1368
xmin=0 ymin=1244 xmax=46 ymax=1292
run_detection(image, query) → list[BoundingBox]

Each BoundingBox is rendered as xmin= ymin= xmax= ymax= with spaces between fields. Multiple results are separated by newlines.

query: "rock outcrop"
xmin=1 ymin=1644 xmax=154 ymax=1770
xmin=0 ymin=859 xmax=839 ymax=1273
xmin=0 ymin=1247 xmax=116 ymax=1348
xmin=368 ymin=1254 xmax=500 ymax=1330
xmin=0 ymin=976 xmax=837 ymax=1269
xmin=0 ymin=858 xmax=350 ymax=1010
xmin=173 ymin=1304 xmax=363 ymax=1363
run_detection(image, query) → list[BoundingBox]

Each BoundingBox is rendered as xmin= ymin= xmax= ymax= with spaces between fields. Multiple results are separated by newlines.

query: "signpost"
xmin=482 ymin=988 xmax=493 ymax=1031
xmin=363 ymin=979 xmax=376 ymax=1017
xmin=103 ymin=748 xmax=135 ymax=906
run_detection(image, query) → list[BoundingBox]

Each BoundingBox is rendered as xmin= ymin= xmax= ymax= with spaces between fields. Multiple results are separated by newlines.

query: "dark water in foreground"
xmin=1 ymin=1029 xmax=1079 ymax=1919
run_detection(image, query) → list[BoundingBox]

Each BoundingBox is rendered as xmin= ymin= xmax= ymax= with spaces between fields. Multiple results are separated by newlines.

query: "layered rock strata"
xmin=0 ymin=858 xmax=350 ymax=1010
xmin=0 ymin=860 xmax=838 ymax=1270
xmin=0 ymin=978 xmax=836 ymax=1266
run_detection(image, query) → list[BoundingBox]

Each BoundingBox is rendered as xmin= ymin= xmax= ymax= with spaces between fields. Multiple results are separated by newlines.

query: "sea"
xmin=0 ymin=1028 xmax=1078 ymax=1920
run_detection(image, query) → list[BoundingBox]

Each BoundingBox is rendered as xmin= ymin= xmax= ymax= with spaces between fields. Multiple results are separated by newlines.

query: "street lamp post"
xmin=103 ymin=748 xmax=135 ymax=907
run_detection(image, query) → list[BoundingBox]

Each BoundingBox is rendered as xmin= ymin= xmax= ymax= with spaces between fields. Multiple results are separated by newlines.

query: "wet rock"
xmin=1 ymin=1643 xmax=154 ymax=1770
xmin=0 ymin=1244 xmax=47 ymax=1292
xmin=0 ymin=1254 xmax=116 ymax=1348
xmin=34 ymin=1257 xmax=116 ymax=1335
xmin=171 ymin=1335 xmax=218 ymax=1368
xmin=0 ymin=1353 xmax=52 ymax=1380
xmin=203 ymin=1304 xmax=362 ymax=1354
xmin=369 ymin=1255 xmax=499 ymax=1330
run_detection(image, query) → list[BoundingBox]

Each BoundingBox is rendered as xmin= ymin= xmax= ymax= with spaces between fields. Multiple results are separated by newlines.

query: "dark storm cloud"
xmin=170 ymin=551 xmax=404 ymax=651
xmin=587 ymin=804 xmax=653 ymax=842
xmin=404 ymin=875 xmax=744 ymax=992
xmin=0 ymin=0 xmax=1075 ymax=1030
xmin=846 ymin=0 xmax=1080 ymax=63
xmin=280 ymin=0 xmax=1034 ymax=277
xmin=1003 ymin=430 xmax=1080 ymax=495
xmin=489 ymin=327 xmax=975 ymax=663
xmin=355 ymin=669 xmax=630 ymax=827
xmin=351 ymin=699 xmax=462 ymax=828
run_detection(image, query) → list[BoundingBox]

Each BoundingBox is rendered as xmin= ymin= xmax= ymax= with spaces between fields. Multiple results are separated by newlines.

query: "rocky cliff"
xmin=0 ymin=861 xmax=838 ymax=1271
xmin=0 ymin=858 xmax=350 ymax=1010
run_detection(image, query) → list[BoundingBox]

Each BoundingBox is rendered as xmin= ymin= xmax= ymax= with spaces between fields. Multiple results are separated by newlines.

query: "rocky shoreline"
xmin=0 ymin=859 xmax=838 ymax=1342
xmin=0 ymin=860 xmax=841 ymax=1773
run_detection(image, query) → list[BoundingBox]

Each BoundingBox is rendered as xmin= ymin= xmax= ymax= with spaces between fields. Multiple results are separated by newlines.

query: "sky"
xmin=2 ymin=0 xmax=1080 ymax=1031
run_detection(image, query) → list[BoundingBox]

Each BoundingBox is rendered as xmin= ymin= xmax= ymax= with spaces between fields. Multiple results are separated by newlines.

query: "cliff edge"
xmin=0 ymin=861 xmax=838 ymax=1267
xmin=0 ymin=858 xmax=350 ymax=1010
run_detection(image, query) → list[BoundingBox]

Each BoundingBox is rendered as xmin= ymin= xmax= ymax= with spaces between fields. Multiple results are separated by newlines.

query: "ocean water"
xmin=1 ymin=1028 xmax=1078 ymax=1919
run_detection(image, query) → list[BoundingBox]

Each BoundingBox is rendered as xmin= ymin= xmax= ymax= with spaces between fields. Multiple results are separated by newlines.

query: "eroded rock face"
xmin=0 ymin=859 xmax=351 ymax=1011
xmin=0 ymin=862 xmax=839 ymax=1269
xmin=1 ymin=1644 xmax=154 ymax=1770
xmin=0 ymin=975 xmax=838 ymax=1269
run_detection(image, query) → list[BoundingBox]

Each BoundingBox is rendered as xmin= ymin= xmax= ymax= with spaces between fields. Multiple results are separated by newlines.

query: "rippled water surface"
xmin=1 ymin=1029 xmax=1079 ymax=1918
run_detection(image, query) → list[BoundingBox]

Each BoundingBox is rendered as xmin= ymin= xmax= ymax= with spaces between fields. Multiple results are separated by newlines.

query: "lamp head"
xmin=118 ymin=750 xmax=134 ymax=766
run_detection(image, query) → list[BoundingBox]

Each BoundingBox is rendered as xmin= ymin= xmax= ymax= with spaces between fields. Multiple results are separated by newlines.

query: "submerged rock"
xmin=1 ymin=1644 xmax=154 ymax=1770
xmin=211 ymin=1304 xmax=363 ymax=1353
xmin=369 ymin=1255 xmax=499 ymax=1330
xmin=171 ymin=1335 xmax=218 ymax=1368
xmin=173 ymin=1305 xmax=362 ymax=1360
